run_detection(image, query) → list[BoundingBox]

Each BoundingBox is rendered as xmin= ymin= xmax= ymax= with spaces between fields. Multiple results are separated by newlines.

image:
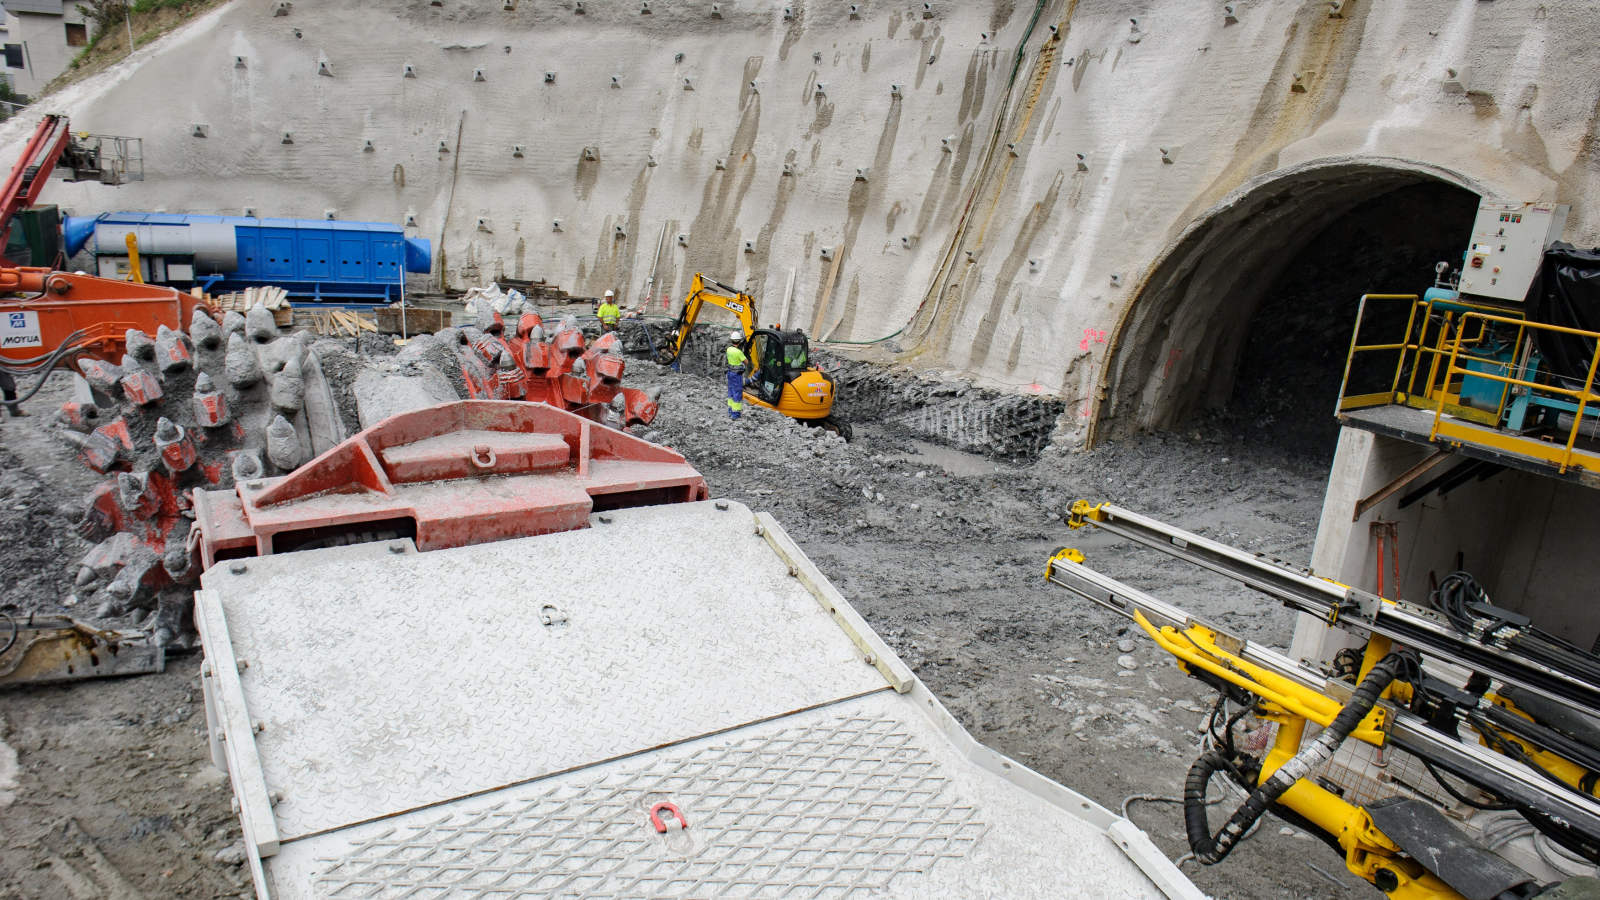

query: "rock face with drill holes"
xmin=8 ymin=0 xmax=1599 ymax=454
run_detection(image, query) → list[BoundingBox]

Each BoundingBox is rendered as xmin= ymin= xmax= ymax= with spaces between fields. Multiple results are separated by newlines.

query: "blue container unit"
xmin=63 ymin=212 xmax=432 ymax=303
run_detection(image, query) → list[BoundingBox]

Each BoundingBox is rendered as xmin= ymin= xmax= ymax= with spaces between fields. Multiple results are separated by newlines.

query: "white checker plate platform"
xmin=198 ymin=500 xmax=1199 ymax=899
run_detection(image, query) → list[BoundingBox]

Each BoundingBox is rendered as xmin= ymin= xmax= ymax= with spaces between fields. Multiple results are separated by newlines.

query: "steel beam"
xmin=1070 ymin=503 xmax=1600 ymax=715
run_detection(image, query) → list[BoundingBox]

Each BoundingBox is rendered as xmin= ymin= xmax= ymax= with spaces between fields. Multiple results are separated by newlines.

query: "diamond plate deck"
xmin=198 ymin=501 xmax=889 ymax=842
xmin=265 ymin=692 xmax=1169 ymax=899
xmin=200 ymin=499 xmax=1201 ymax=898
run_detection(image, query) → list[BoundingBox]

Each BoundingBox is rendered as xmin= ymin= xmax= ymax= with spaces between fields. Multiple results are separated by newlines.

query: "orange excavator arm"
xmin=0 ymin=267 xmax=205 ymax=369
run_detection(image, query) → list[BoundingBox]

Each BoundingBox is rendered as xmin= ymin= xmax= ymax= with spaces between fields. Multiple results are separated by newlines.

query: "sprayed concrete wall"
xmin=4 ymin=0 xmax=1600 ymax=447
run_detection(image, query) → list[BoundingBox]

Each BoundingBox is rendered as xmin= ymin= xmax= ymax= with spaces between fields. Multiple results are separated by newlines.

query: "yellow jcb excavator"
xmin=658 ymin=273 xmax=851 ymax=439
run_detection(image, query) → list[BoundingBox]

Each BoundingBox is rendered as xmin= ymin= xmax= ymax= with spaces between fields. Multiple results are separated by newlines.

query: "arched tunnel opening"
xmin=1229 ymin=182 xmax=1482 ymax=456
xmin=1096 ymin=163 xmax=1483 ymax=461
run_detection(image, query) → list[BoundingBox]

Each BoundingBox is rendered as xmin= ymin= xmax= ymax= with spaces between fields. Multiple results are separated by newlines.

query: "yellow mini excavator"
xmin=658 ymin=273 xmax=851 ymax=439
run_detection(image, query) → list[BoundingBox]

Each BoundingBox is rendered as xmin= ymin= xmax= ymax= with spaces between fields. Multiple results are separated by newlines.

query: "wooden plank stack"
xmin=495 ymin=278 xmax=572 ymax=303
xmin=374 ymin=306 xmax=451 ymax=334
xmin=213 ymin=286 xmax=293 ymax=326
xmin=295 ymin=308 xmax=377 ymax=337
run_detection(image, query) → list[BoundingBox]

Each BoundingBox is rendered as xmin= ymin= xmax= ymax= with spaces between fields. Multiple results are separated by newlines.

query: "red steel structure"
xmin=451 ymin=309 xmax=660 ymax=428
xmin=0 ymin=114 xmax=73 ymax=265
xmin=193 ymin=400 xmax=708 ymax=567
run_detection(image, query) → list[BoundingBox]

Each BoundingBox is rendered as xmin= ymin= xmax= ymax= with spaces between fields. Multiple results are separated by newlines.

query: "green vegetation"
xmin=72 ymin=0 xmax=210 ymax=56
xmin=0 ymin=79 xmax=22 ymax=122
xmin=47 ymin=0 xmax=224 ymax=94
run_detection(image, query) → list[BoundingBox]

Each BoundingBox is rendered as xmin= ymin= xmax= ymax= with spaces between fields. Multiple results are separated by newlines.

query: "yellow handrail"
xmin=1458 ymin=308 xmax=1600 ymax=338
xmin=1335 ymin=295 xmax=1420 ymax=411
xmin=1339 ymin=292 xmax=1600 ymax=473
xmin=1431 ymin=310 xmax=1600 ymax=472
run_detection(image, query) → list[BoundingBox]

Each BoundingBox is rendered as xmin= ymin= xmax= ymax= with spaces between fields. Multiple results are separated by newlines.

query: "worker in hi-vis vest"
xmin=725 ymin=335 xmax=748 ymax=420
xmin=597 ymin=290 xmax=620 ymax=333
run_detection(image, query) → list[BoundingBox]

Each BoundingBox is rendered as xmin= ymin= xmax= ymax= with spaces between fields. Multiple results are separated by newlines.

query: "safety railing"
xmin=1337 ymin=294 xmax=1600 ymax=475
xmin=1434 ymin=310 xmax=1600 ymax=473
xmin=1336 ymin=294 xmax=1448 ymax=413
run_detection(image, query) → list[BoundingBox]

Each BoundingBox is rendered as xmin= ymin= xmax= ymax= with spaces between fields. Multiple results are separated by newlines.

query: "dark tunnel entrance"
xmin=1095 ymin=162 xmax=1483 ymax=461
xmin=1227 ymin=182 xmax=1481 ymax=457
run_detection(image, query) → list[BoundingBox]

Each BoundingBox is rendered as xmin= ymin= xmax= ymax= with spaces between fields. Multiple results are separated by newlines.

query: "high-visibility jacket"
xmin=725 ymin=346 xmax=747 ymax=369
xmin=597 ymin=301 xmax=620 ymax=325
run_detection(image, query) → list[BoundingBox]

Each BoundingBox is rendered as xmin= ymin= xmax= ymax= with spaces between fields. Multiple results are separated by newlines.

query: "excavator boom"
xmin=658 ymin=273 xmax=757 ymax=366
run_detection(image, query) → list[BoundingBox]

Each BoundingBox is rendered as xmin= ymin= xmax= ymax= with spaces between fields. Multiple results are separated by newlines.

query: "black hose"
xmin=1184 ymin=653 xmax=1409 ymax=865
xmin=1430 ymin=570 xmax=1489 ymax=633
xmin=0 ymin=335 xmax=90 ymax=409
xmin=0 ymin=328 xmax=88 ymax=370
xmin=1420 ymin=756 xmax=1517 ymax=812
xmin=0 ymin=611 xmax=15 ymax=656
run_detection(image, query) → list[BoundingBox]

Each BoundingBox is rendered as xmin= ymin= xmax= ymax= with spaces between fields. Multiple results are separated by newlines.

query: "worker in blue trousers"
xmin=725 ymin=335 xmax=747 ymax=420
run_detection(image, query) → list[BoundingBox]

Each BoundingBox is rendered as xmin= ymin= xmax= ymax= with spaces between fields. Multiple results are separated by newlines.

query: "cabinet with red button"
xmin=1457 ymin=200 xmax=1570 ymax=302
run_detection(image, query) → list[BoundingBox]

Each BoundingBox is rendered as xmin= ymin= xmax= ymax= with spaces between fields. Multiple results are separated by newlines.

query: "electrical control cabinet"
xmin=1457 ymin=201 xmax=1569 ymax=302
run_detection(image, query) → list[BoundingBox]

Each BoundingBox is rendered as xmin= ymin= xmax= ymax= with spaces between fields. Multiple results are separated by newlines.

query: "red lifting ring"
xmin=649 ymin=801 xmax=688 ymax=833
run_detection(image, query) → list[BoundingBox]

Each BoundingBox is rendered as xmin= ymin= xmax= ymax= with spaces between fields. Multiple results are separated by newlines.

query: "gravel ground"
xmin=0 ymin=373 xmax=250 ymax=898
xmin=627 ymin=358 xmax=1370 ymax=899
xmin=0 ymin=359 xmax=1376 ymax=898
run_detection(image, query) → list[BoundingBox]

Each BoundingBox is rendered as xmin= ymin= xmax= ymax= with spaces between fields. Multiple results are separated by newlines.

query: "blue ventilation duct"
xmin=63 ymin=212 xmax=433 ymax=303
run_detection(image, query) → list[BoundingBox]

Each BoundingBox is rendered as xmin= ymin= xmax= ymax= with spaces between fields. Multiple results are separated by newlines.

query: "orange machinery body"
xmin=0 ymin=267 xmax=202 ymax=365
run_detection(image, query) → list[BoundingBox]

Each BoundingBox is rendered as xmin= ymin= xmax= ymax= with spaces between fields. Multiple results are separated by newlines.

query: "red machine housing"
xmin=192 ymin=400 xmax=707 ymax=568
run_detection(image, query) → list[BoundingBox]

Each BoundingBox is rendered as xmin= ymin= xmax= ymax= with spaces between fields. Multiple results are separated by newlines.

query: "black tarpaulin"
xmin=1526 ymin=242 xmax=1600 ymax=385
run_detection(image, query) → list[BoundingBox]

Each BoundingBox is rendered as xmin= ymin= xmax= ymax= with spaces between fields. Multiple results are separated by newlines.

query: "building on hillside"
xmin=0 ymin=0 xmax=94 ymax=100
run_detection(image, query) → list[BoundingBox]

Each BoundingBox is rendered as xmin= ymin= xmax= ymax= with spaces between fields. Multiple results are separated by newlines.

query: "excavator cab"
xmin=747 ymin=329 xmax=809 ymax=404
xmin=746 ymin=328 xmax=846 ymax=436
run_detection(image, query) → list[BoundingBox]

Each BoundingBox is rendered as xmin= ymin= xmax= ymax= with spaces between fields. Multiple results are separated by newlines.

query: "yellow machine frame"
xmin=1047 ymin=502 xmax=1600 ymax=899
xmin=1338 ymin=293 xmax=1600 ymax=476
xmin=1133 ymin=612 xmax=1455 ymax=896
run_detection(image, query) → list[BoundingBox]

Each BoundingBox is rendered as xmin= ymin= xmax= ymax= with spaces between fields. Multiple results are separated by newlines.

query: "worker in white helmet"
xmin=597 ymin=290 xmax=620 ymax=334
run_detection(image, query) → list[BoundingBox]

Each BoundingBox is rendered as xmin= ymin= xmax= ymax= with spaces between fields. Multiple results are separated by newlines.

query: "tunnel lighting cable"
xmin=816 ymin=0 xmax=1055 ymax=348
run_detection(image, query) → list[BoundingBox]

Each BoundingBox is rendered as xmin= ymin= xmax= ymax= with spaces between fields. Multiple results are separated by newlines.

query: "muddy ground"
xmin=0 ymin=356 xmax=1374 ymax=898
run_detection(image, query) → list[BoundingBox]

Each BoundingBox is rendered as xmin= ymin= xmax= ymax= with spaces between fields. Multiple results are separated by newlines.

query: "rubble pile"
xmin=627 ymin=355 xmax=1325 ymax=646
xmin=828 ymin=358 xmax=1068 ymax=460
